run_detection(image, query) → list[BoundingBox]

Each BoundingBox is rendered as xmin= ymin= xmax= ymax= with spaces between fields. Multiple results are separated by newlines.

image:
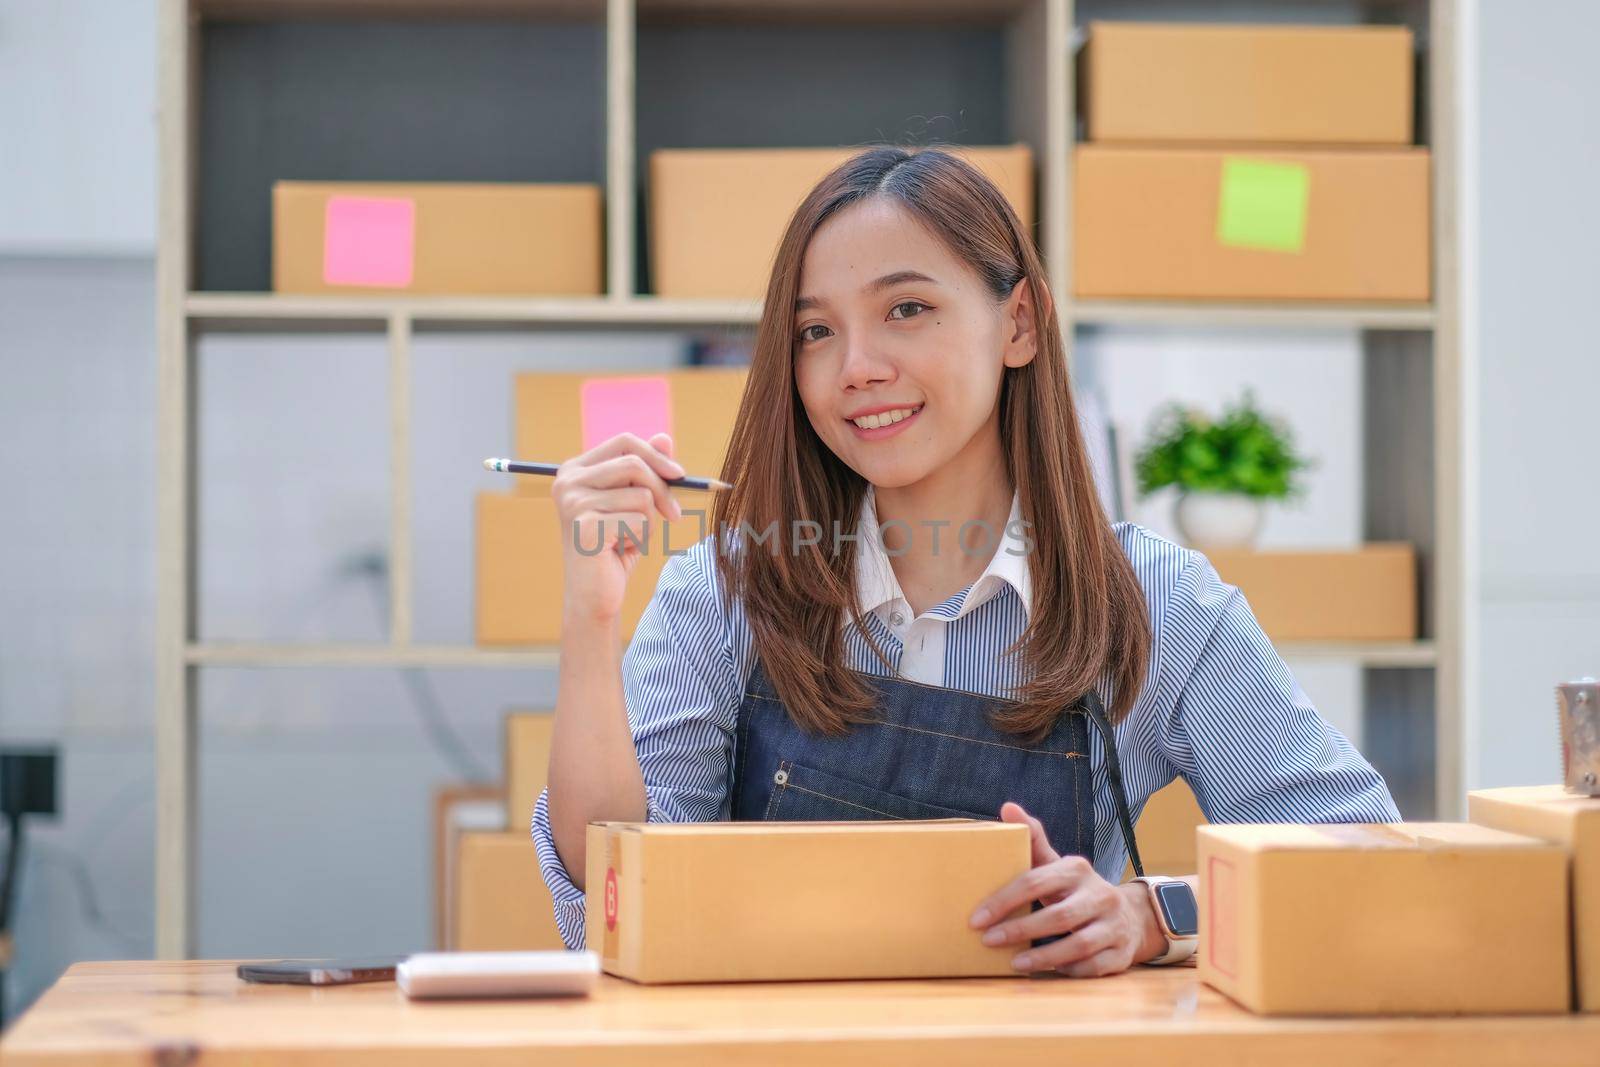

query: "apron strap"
xmin=1081 ymin=691 xmax=1145 ymax=879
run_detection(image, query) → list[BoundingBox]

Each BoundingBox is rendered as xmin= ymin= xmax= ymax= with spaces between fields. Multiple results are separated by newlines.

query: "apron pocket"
xmin=767 ymin=759 xmax=996 ymax=822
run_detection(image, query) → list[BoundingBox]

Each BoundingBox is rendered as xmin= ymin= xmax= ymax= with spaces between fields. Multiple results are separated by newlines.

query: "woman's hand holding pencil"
xmin=536 ymin=432 xmax=686 ymax=627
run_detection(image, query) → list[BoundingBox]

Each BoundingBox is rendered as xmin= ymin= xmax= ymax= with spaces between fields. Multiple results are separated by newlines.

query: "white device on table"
xmin=397 ymin=951 xmax=600 ymax=999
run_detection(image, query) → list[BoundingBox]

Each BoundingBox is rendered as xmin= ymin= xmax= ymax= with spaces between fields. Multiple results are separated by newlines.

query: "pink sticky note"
xmin=580 ymin=377 xmax=674 ymax=451
xmin=323 ymin=196 xmax=416 ymax=287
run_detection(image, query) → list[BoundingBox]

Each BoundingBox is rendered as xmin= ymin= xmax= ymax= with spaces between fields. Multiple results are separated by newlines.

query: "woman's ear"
xmin=1001 ymin=277 xmax=1046 ymax=369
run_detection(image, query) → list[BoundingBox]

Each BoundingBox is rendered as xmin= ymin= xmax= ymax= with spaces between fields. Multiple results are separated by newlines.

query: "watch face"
xmin=1155 ymin=882 xmax=1199 ymax=937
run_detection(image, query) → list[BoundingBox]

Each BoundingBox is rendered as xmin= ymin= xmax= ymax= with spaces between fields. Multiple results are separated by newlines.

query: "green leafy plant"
xmin=1135 ymin=392 xmax=1309 ymax=499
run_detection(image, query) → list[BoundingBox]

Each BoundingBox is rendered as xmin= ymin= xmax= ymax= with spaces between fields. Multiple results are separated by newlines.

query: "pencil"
xmin=483 ymin=458 xmax=733 ymax=493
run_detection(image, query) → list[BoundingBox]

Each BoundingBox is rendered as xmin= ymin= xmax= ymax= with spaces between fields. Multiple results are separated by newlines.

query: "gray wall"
xmin=1471 ymin=2 xmax=1600 ymax=787
xmin=0 ymin=253 xmax=695 ymax=1018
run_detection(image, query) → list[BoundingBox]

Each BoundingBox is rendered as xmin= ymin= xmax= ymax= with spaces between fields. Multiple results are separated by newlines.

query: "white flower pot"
xmin=1173 ymin=492 xmax=1264 ymax=549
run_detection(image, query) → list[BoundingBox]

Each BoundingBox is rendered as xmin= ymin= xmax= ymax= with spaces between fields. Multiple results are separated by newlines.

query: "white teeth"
xmin=852 ymin=406 xmax=920 ymax=430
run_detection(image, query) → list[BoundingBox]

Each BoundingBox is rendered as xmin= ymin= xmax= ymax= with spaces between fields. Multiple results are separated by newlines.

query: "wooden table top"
xmin=4 ymin=959 xmax=1597 ymax=1066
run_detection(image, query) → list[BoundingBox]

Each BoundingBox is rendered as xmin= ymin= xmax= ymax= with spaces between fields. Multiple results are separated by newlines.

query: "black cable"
xmin=0 ymin=813 xmax=19 ymax=933
xmin=28 ymin=844 xmax=144 ymax=952
xmin=349 ymin=551 xmax=492 ymax=783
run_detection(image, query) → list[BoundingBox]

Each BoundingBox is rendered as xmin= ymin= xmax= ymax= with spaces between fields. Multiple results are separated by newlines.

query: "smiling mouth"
xmin=847 ymin=404 xmax=923 ymax=430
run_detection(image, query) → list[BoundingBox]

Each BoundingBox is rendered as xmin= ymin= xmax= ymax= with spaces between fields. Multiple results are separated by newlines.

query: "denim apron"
xmin=729 ymin=660 xmax=1145 ymax=878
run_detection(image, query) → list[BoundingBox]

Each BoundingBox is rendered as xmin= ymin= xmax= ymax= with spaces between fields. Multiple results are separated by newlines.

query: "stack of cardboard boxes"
xmin=1080 ymin=22 xmax=1428 ymax=642
xmin=475 ymin=367 xmax=748 ymax=646
xmin=445 ymin=711 xmax=565 ymax=952
xmin=1074 ymin=22 xmax=1429 ymax=303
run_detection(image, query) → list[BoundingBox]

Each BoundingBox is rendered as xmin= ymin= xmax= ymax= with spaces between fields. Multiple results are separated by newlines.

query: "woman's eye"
xmin=889 ymin=301 xmax=931 ymax=320
xmin=797 ymin=324 xmax=832 ymax=343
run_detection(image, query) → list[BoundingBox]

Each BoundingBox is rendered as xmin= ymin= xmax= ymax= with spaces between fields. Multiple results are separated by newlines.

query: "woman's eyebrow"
xmin=795 ymin=270 xmax=940 ymax=314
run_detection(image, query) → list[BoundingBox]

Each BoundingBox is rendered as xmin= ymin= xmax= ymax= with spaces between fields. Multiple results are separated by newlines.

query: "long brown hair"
xmin=710 ymin=146 xmax=1150 ymax=742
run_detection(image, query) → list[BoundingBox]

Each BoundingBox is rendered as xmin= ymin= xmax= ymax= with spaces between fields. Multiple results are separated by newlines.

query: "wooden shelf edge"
xmin=184 ymin=640 xmax=1435 ymax=670
xmin=186 ymin=294 xmax=1437 ymax=333
xmin=186 ymin=643 xmax=561 ymax=668
xmin=184 ymin=293 xmax=763 ymax=329
xmin=1071 ymin=300 xmax=1436 ymax=331
xmin=198 ymin=0 xmax=1030 ymax=23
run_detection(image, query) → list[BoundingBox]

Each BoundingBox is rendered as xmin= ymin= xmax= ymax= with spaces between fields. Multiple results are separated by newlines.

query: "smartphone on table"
xmin=237 ymin=956 xmax=406 ymax=986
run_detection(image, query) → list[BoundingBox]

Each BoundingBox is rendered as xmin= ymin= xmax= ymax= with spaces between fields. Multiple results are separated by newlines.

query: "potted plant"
xmin=1134 ymin=393 xmax=1309 ymax=549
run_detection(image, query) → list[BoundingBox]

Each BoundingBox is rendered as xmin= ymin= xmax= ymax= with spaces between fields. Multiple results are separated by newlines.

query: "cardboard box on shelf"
xmin=584 ymin=819 xmax=1029 ymax=983
xmin=1073 ymin=146 xmax=1430 ymax=302
xmin=1198 ymin=822 xmax=1570 ymax=1016
xmin=1081 ymin=22 xmax=1414 ymax=145
xmin=1204 ymin=544 xmax=1417 ymax=642
xmin=1469 ymin=785 xmax=1600 ymax=1012
xmin=649 ymin=145 xmax=1034 ymax=299
xmin=455 ymin=831 xmax=565 ymax=952
xmin=512 ymin=368 xmax=748 ymax=495
xmin=505 ymin=711 xmax=555 ymax=836
xmin=273 ymin=181 xmax=602 ymax=296
xmin=474 ymin=492 xmax=669 ymax=646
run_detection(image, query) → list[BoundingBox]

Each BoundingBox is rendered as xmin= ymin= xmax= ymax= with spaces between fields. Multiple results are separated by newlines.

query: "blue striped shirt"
xmin=531 ymin=502 xmax=1401 ymax=950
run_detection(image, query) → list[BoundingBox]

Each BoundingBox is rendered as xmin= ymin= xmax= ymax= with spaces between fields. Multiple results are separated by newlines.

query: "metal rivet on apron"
xmin=890 ymin=612 xmax=905 ymax=627
xmin=774 ymin=769 xmax=789 ymax=786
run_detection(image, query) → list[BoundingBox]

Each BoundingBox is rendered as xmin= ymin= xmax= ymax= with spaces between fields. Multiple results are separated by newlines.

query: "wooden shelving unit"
xmin=156 ymin=0 xmax=1462 ymax=957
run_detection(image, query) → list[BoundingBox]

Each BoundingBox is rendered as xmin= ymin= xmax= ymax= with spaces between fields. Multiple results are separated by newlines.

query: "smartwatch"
xmin=1131 ymin=876 xmax=1199 ymax=965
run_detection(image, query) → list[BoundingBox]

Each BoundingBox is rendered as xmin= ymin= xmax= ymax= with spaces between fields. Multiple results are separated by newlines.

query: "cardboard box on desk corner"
xmin=474 ymin=492 xmax=668 ymax=645
xmin=455 ymin=831 xmax=565 ymax=952
xmin=584 ymin=820 xmax=1030 ymax=983
xmin=273 ymin=181 xmax=602 ymax=296
xmin=1082 ymin=22 xmax=1413 ymax=144
xmin=1073 ymin=146 xmax=1430 ymax=301
xmin=1205 ymin=544 xmax=1417 ymax=642
xmin=513 ymin=368 xmax=748 ymax=496
xmin=1198 ymin=822 xmax=1570 ymax=1016
xmin=1469 ymin=785 xmax=1600 ymax=1012
xmin=650 ymin=145 xmax=1034 ymax=299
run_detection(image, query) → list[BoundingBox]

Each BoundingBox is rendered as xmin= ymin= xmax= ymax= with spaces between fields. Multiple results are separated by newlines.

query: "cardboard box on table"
xmin=584 ymin=820 xmax=1030 ymax=983
xmin=1204 ymin=545 xmax=1417 ymax=642
xmin=512 ymin=368 xmax=748 ymax=494
xmin=1081 ymin=23 xmax=1414 ymax=144
xmin=1469 ymin=784 xmax=1600 ymax=1012
xmin=273 ymin=181 xmax=602 ymax=296
xmin=1073 ymin=146 xmax=1430 ymax=301
xmin=649 ymin=145 xmax=1034 ymax=299
xmin=1198 ymin=822 xmax=1570 ymax=1016
xmin=474 ymin=492 xmax=670 ymax=645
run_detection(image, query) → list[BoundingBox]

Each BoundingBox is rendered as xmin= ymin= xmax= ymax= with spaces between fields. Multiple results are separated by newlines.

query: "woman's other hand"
xmin=968 ymin=801 xmax=1166 ymax=977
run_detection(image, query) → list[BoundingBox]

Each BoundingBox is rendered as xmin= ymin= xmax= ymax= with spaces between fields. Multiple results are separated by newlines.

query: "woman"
xmin=532 ymin=146 xmax=1399 ymax=976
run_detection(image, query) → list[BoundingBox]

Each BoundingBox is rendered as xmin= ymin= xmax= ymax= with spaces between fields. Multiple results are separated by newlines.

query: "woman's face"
xmin=791 ymin=197 xmax=1037 ymax=491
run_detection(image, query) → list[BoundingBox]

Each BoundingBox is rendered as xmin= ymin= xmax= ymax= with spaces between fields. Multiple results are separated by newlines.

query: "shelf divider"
xmin=388 ymin=312 xmax=414 ymax=645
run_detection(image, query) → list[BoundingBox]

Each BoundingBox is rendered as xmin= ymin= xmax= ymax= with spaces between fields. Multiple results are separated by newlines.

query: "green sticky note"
xmin=1216 ymin=158 xmax=1310 ymax=253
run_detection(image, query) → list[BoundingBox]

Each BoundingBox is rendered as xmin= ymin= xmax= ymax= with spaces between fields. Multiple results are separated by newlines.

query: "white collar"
xmin=850 ymin=487 xmax=1032 ymax=626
